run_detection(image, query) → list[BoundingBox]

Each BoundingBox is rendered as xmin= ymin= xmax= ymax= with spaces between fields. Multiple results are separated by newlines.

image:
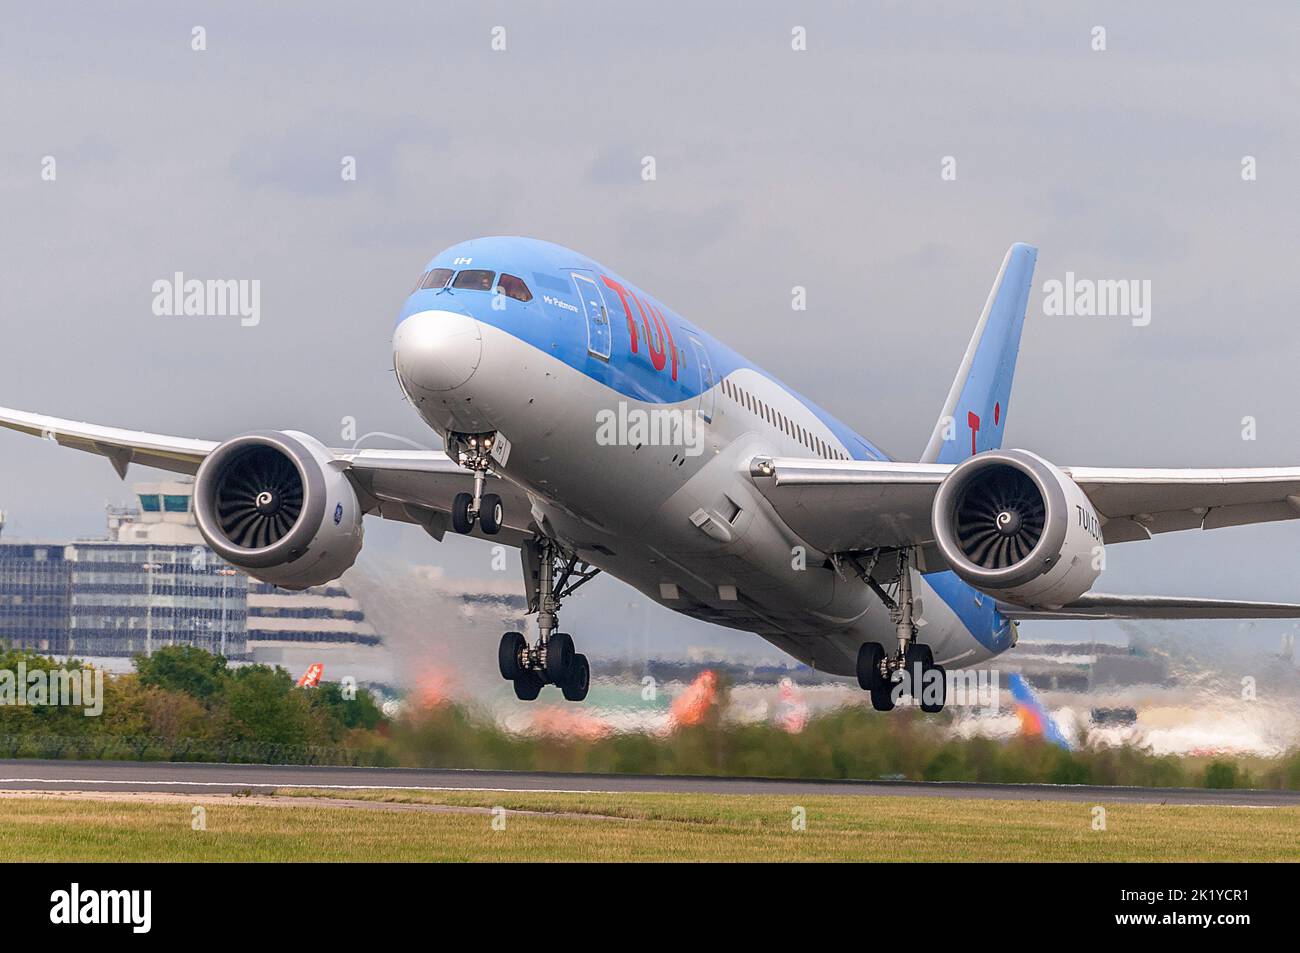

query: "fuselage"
xmin=393 ymin=237 xmax=1014 ymax=675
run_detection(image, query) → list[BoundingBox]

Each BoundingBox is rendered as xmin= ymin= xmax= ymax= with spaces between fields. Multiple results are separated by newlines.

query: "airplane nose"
xmin=393 ymin=309 xmax=483 ymax=394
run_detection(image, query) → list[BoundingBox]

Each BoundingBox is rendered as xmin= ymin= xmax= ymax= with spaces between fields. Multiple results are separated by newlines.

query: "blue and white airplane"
xmin=6 ymin=237 xmax=1300 ymax=710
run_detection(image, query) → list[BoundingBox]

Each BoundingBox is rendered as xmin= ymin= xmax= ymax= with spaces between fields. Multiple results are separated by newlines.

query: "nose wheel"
xmin=499 ymin=537 xmax=600 ymax=702
xmin=449 ymin=432 xmax=504 ymax=535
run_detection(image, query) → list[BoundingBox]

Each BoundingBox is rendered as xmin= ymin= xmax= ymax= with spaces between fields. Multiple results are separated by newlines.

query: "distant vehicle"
xmin=296 ymin=663 xmax=323 ymax=688
xmin=1091 ymin=707 xmax=1139 ymax=727
xmin=6 ymin=238 xmax=1300 ymax=712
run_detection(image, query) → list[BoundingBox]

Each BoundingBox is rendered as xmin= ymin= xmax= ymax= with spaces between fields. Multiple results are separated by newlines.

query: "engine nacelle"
xmin=931 ymin=449 xmax=1104 ymax=609
xmin=193 ymin=431 xmax=364 ymax=590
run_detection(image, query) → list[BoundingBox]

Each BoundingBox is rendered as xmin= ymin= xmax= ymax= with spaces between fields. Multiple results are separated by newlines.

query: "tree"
xmin=223 ymin=665 xmax=317 ymax=746
xmin=309 ymin=682 xmax=385 ymax=732
xmin=135 ymin=645 xmax=228 ymax=700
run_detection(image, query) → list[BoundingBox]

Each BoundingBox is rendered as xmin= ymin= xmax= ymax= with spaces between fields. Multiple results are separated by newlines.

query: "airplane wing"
xmin=997 ymin=593 xmax=1300 ymax=620
xmin=0 ymin=405 xmax=217 ymax=476
xmin=749 ymin=457 xmax=1300 ymax=553
xmin=0 ymin=405 xmax=534 ymax=546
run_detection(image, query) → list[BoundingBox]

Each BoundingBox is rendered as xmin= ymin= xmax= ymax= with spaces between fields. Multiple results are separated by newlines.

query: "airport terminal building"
xmin=0 ymin=480 xmax=377 ymax=659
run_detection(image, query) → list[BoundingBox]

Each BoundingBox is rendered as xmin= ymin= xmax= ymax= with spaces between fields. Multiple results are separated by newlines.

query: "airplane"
xmin=6 ymin=236 xmax=1300 ymax=712
xmin=1005 ymin=673 xmax=1071 ymax=749
xmin=296 ymin=662 xmax=324 ymax=688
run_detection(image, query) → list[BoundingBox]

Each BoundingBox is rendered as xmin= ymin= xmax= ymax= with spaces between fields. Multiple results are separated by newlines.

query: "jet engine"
xmin=193 ymin=431 xmax=364 ymax=590
xmin=931 ymin=449 xmax=1103 ymax=609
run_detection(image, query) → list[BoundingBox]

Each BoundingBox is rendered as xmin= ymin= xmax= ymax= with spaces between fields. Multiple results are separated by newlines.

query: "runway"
xmin=1 ymin=759 xmax=1296 ymax=806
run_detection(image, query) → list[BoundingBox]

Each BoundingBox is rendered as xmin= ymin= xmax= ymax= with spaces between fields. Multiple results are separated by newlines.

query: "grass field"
xmin=3 ymin=788 xmax=1299 ymax=861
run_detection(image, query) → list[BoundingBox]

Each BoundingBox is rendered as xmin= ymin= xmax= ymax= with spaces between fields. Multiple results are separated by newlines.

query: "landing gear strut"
xmin=498 ymin=536 xmax=600 ymax=702
xmin=449 ymin=432 xmax=503 ymax=535
xmin=849 ymin=548 xmax=946 ymax=714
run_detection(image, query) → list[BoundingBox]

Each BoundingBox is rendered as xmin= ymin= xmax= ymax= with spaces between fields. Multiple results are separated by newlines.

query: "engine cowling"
xmin=931 ymin=449 xmax=1104 ymax=609
xmin=193 ymin=431 xmax=364 ymax=590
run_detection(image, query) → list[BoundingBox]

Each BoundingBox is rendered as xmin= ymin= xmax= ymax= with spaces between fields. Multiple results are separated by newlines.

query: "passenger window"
xmin=420 ymin=268 xmax=453 ymax=290
xmin=496 ymin=274 xmax=533 ymax=302
xmin=452 ymin=269 xmax=495 ymax=291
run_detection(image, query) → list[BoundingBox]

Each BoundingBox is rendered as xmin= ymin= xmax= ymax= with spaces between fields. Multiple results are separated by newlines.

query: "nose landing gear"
xmin=449 ymin=432 xmax=504 ymax=535
xmin=499 ymin=537 xmax=600 ymax=702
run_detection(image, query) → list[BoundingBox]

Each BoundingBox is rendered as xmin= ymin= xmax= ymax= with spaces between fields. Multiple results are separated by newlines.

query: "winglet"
xmin=921 ymin=243 xmax=1038 ymax=464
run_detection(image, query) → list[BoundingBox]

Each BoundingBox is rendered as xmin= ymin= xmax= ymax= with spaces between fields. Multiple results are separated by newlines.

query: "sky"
xmin=1 ymin=2 xmax=1299 ymax=661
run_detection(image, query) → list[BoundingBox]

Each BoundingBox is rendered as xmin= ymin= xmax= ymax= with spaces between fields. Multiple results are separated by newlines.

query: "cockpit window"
xmin=496 ymin=274 xmax=532 ymax=302
xmin=420 ymin=268 xmax=453 ymax=290
xmin=451 ymin=269 xmax=495 ymax=291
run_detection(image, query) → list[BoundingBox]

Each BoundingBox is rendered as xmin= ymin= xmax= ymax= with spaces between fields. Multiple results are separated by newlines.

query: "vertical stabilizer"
xmin=921 ymin=243 xmax=1038 ymax=464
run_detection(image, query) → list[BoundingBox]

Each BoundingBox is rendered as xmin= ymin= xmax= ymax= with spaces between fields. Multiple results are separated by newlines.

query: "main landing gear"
xmin=499 ymin=537 xmax=600 ymax=702
xmin=848 ymin=549 xmax=947 ymax=714
xmin=449 ymin=432 xmax=503 ymax=535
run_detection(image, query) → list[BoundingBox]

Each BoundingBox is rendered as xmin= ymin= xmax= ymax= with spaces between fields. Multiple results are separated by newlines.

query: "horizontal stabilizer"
xmin=997 ymin=593 xmax=1300 ymax=621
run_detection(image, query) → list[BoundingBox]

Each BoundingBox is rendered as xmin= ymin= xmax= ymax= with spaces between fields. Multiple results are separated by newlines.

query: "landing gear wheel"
xmin=904 ymin=643 xmax=934 ymax=672
xmin=498 ymin=631 xmax=526 ymax=681
xmin=562 ymin=653 xmax=590 ymax=702
xmin=869 ymin=679 xmax=896 ymax=712
xmin=856 ymin=643 xmax=886 ymax=691
xmin=479 ymin=493 xmax=503 ymax=535
xmin=513 ymin=672 xmax=543 ymax=701
xmin=903 ymin=643 xmax=931 ymax=700
xmin=545 ymin=632 xmax=575 ymax=685
xmin=451 ymin=492 xmax=474 ymax=534
xmin=920 ymin=665 xmax=947 ymax=714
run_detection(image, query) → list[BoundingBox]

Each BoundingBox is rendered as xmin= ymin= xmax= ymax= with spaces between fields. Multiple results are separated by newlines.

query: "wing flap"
xmin=748 ymin=457 xmax=946 ymax=553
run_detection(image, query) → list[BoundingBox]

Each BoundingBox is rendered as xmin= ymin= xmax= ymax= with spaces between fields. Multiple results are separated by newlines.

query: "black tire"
xmin=498 ymin=631 xmax=526 ymax=681
xmin=562 ymin=654 xmax=590 ymax=702
xmin=856 ymin=643 xmax=886 ymax=690
xmin=479 ymin=493 xmax=503 ymax=535
xmin=903 ymin=643 xmax=935 ymax=705
xmin=513 ymin=672 xmax=542 ymax=701
xmin=545 ymin=632 xmax=575 ymax=685
xmin=919 ymin=665 xmax=947 ymax=714
xmin=904 ymin=642 xmax=934 ymax=672
xmin=451 ymin=492 xmax=474 ymax=534
xmin=870 ymin=680 xmax=895 ymax=712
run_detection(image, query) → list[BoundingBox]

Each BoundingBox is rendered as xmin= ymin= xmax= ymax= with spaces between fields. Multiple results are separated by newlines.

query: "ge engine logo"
xmin=333 ymin=503 xmax=343 ymax=525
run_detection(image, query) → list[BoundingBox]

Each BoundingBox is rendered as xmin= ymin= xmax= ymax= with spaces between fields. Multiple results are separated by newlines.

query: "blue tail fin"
xmin=921 ymin=243 xmax=1038 ymax=464
xmin=1007 ymin=673 xmax=1072 ymax=749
